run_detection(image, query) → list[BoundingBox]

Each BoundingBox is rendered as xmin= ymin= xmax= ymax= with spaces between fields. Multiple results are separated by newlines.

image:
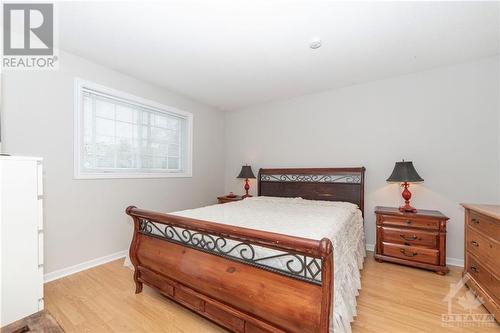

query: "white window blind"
xmin=74 ymin=79 xmax=192 ymax=179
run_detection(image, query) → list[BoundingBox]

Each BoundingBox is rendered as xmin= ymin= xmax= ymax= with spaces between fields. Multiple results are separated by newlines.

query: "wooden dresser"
xmin=375 ymin=206 xmax=449 ymax=275
xmin=462 ymin=204 xmax=500 ymax=322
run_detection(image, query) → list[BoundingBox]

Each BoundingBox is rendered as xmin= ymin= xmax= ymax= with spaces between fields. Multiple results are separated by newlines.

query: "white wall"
xmin=225 ymin=57 xmax=499 ymax=263
xmin=1 ymin=51 xmax=225 ymax=274
xmin=1 ymin=52 xmax=496 ymax=273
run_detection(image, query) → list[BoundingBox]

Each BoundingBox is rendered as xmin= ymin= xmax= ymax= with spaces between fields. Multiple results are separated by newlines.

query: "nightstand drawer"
xmin=382 ymin=242 xmax=439 ymax=265
xmin=382 ymin=227 xmax=438 ymax=249
xmin=380 ymin=215 xmax=440 ymax=230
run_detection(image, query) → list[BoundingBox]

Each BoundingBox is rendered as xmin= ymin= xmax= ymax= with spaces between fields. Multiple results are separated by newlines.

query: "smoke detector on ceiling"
xmin=310 ymin=39 xmax=322 ymax=49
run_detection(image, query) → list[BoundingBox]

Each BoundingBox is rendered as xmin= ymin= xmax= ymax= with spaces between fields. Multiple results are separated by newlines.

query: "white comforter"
xmin=128 ymin=196 xmax=365 ymax=333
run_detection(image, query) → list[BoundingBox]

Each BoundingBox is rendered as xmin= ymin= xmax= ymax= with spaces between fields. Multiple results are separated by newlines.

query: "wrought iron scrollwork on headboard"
xmin=139 ymin=218 xmax=323 ymax=285
xmin=260 ymin=174 xmax=361 ymax=184
xmin=258 ymin=167 xmax=366 ymax=216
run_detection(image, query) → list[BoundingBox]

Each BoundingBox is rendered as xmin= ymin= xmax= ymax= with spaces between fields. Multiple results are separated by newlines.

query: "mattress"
xmin=127 ymin=196 xmax=365 ymax=333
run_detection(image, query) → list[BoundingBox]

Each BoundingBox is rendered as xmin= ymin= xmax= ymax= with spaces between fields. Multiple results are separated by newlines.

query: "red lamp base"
xmin=399 ymin=182 xmax=417 ymax=213
xmin=242 ymin=178 xmax=252 ymax=199
xmin=399 ymin=203 xmax=417 ymax=213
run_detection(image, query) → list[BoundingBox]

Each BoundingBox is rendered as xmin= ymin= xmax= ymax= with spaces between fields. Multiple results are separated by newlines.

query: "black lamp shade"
xmin=386 ymin=161 xmax=424 ymax=183
xmin=237 ymin=165 xmax=256 ymax=179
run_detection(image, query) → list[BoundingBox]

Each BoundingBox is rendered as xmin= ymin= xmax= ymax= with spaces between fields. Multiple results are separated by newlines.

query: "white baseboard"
xmin=365 ymin=243 xmax=463 ymax=267
xmin=44 ymin=250 xmax=128 ymax=283
xmin=446 ymin=257 xmax=464 ymax=267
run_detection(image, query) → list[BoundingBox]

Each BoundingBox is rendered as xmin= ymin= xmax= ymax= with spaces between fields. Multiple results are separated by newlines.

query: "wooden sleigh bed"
xmin=126 ymin=167 xmax=365 ymax=333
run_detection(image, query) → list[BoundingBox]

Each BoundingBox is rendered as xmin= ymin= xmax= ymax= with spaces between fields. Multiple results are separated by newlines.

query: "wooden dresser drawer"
xmin=174 ymin=286 xmax=205 ymax=312
xmin=381 ymin=227 xmax=438 ymax=248
xmin=380 ymin=215 xmax=440 ymax=230
xmin=382 ymin=242 xmax=439 ymax=265
xmin=467 ymin=226 xmax=500 ymax=275
xmin=467 ymin=254 xmax=500 ymax=304
xmin=462 ymin=204 xmax=500 ymax=322
xmin=469 ymin=212 xmax=500 ymax=241
xmin=205 ymin=302 xmax=245 ymax=333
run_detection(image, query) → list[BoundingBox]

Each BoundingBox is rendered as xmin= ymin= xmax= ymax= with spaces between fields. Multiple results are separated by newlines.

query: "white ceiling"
xmin=59 ymin=1 xmax=499 ymax=111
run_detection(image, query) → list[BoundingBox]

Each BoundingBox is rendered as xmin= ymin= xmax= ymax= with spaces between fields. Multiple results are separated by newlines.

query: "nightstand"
xmin=217 ymin=195 xmax=243 ymax=204
xmin=374 ymin=206 xmax=449 ymax=275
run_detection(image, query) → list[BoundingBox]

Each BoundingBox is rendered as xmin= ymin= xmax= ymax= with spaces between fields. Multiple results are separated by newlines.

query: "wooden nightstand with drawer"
xmin=217 ymin=195 xmax=243 ymax=204
xmin=375 ymin=206 xmax=449 ymax=275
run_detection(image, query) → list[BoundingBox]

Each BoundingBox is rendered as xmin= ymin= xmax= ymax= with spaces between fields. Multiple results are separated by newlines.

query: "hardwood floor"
xmin=45 ymin=253 xmax=499 ymax=333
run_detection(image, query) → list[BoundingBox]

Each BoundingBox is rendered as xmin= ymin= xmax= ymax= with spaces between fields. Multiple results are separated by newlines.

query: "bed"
xmin=126 ymin=167 xmax=365 ymax=333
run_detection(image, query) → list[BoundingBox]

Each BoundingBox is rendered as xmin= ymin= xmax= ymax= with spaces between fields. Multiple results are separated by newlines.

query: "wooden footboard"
xmin=126 ymin=206 xmax=333 ymax=333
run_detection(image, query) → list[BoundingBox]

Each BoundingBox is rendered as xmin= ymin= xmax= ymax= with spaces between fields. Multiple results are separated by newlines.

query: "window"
xmin=74 ymin=79 xmax=192 ymax=179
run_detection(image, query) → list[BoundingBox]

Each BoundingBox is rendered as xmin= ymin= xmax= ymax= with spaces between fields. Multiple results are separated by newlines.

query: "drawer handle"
xmin=400 ymin=234 xmax=418 ymax=241
xmin=470 ymin=266 xmax=478 ymax=273
xmin=400 ymin=248 xmax=418 ymax=257
xmin=471 ymin=241 xmax=479 ymax=247
xmin=405 ymin=220 xmax=413 ymax=225
xmin=471 ymin=218 xmax=480 ymax=225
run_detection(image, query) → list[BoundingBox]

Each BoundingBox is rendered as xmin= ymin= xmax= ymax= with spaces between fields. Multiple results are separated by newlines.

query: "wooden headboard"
xmin=258 ymin=167 xmax=366 ymax=216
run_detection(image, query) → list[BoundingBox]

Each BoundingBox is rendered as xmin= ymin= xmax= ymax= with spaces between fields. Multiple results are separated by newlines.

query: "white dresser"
xmin=0 ymin=156 xmax=44 ymax=326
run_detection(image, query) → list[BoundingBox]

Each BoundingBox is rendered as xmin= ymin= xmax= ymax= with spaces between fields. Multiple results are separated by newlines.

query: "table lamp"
xmin=237 ymin=165 xmax=256 ymax=198
xmin=386 ymin=160 xmax=424 ymax=213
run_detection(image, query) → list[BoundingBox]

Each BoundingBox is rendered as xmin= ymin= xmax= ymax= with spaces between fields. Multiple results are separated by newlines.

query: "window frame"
xmin=74 ymin=78 xmax=193 ymax=179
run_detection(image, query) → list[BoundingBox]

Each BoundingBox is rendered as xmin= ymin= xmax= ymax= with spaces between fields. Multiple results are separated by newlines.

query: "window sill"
xmin=74 ymin=172 xmax=192 ymax=180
